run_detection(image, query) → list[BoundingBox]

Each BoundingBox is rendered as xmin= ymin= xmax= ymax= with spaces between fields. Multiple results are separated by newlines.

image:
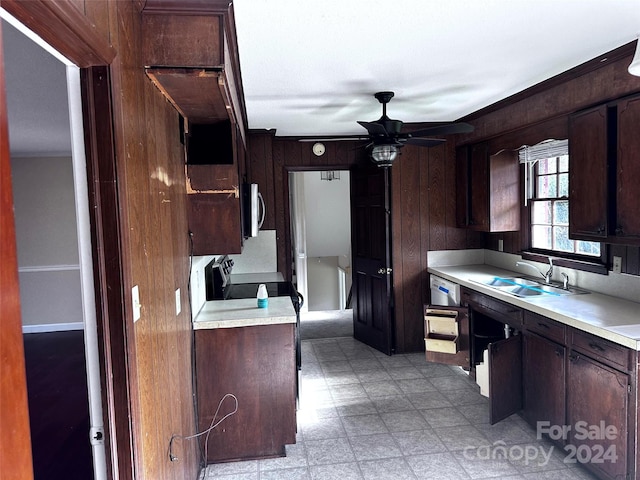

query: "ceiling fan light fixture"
xmin=629 ymin=36 xmax=640 ymax=76
xmin=370 ymin=144 xmax=399 ymax=167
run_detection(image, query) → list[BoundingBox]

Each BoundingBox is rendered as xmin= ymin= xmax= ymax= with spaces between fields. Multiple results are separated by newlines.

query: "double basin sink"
xmin=475 ymin=276 xmax=589 ymax=298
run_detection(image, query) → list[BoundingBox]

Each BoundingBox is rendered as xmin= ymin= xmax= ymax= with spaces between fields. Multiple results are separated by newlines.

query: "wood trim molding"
xmin=141 ymin=0 xmax=233 ymax=14
xmin=460 ymin=42 xmax=638 ymax=123
xmin=81 ymin=66 xmax=135 ymax=480
xmin=0 ymin=0 xmax=115 ymax=67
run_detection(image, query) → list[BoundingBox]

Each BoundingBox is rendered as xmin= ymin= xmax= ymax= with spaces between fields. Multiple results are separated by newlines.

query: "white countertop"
xmin=193 ymin=296 xmax=296 ymax=330
xmin=428 ymin=264 xmax=640 ymax=350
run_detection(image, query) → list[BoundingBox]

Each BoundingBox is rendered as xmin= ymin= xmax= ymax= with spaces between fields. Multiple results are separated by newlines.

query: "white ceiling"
xmin=234 ymin=0 xmax=640 ymax=137
xmin=2 ymin=2 xmax=640 ymax=156
xmin=1 ymin=19 xmax=71 ymax=157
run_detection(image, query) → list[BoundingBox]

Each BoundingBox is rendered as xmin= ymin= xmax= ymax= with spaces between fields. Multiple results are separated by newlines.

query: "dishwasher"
xmin=424 ymin=275 xmax=465 ymax=360
xmin=429 ymin=274 xmax=461 ymax=306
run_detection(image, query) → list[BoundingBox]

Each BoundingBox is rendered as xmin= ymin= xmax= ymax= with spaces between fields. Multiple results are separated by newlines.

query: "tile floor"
xmin=300 ymin=310 xmax=354 ymax=340
xmin=201 ymin=336 xmax=599 ymax=480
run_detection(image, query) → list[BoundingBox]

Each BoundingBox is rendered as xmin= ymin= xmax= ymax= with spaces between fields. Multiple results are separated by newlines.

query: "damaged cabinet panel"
xmin=142 ymin=9 xmax=246 ymax=141
xmin=186 ymin=160 xmax=243 ymax=255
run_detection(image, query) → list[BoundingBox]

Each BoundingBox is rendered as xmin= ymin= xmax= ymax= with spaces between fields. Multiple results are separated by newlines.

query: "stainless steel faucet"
xmin=515 ymin=257 xmax=553 ymax=284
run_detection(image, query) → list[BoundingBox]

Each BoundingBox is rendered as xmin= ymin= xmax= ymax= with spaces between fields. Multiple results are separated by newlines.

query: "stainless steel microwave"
xmin=242 ymin=182 xmax=265 ymax=238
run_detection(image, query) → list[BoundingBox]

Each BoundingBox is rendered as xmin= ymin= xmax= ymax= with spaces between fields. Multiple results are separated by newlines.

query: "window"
xmin=528 ymin=153 xmax=601 ymax=257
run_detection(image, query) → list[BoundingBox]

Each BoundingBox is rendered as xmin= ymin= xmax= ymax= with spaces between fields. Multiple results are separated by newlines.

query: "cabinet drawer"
xmin=462 ymin=288 xmax=523 ymax=328
xmin=523 ymin=311 xmax=566 ymax=344
xmin=570 ymin=328 xmax=631 ymax=372
xmin=424 ymin=308 xmax=460 ymax=354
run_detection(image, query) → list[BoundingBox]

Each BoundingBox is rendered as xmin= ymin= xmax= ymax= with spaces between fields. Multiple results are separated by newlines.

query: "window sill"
xmin=521 ymin=251 xmax=608 ymax=275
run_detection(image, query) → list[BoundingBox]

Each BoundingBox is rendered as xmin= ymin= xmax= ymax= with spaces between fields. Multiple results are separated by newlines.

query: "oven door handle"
xmin=296 ymin=291 xmax=304 ymax=310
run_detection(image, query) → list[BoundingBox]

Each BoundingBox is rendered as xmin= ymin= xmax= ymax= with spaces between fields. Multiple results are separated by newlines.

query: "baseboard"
xmin=23 ymin=322 xmax=84 ymax=334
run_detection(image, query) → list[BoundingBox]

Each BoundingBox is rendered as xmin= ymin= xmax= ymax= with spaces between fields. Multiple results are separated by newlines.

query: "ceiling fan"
xmin=357 ymin=91 xmax=474 ymax=167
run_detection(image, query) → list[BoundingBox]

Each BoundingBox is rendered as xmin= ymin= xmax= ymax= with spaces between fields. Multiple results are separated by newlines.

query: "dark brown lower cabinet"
xmin=522 ymin=332 xmax=566 ymax=431
xmin=424 ymin=289 xmax=638 ymax=480
xmin=567 ymin=352 xmax=629 ymax=480
xmin=424 ymin=297 xmax=523 ymax=425
xmin=194 ymin=324 xmax=297 ymax=463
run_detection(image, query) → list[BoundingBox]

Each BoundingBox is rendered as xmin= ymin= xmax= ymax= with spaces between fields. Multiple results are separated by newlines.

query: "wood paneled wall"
xmin=1 ymin=1 xmax=200 ymax=479
xmin=391 ymin=144 xmax=483 ymax=352
xmin=104 ymin=3 xmax=199 ymax=480
xmin=462 ymin=45 xmax=640 ymax=277
xmin=246 ymin=132 xmax=480 ymax=353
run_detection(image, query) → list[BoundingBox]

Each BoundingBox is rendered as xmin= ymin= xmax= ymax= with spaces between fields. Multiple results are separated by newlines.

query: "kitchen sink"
xmin=473 ymin=277 xmax=589 ymax=298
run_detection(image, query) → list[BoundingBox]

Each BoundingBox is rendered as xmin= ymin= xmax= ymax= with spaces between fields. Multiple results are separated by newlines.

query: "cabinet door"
xmin=567 ymin=352 xmax=628 ymax=480
xmin=569 ymin=105 xmax=608 ymax=239
xmin=457 ymin=143 xmax=519 ymax=232
xmin=469 ymin=142 xmax=489 ymax=230
xmin=487 ymin=150 xmax=520 ymax=232
xmin=522 ymin=333 xmax=565 ymax=432
xmin=188 ymin=192 xmax=242 ymax=255
xmin=488 ymin=334 xmax=522 ymax=424
xmin=616 ymin=95 xmax=640 ymax=241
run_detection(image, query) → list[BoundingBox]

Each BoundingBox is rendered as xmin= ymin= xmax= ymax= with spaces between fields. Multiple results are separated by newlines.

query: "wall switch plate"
xmin=498 ymin=239 xmax=504 ymax=252
xmin=613 ymin=256 xmax=622 ymax=274
xmin=132 ymin=285 xmax=141 ymax=322
xmin=175 ymin=288 xmax=181 ymax=315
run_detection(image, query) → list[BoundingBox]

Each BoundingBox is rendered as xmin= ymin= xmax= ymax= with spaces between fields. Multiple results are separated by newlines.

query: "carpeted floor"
xmin=23 ymin=331 xmax=94 ymax=480
xmin=300 ymin=309 xmax=354 ymax=340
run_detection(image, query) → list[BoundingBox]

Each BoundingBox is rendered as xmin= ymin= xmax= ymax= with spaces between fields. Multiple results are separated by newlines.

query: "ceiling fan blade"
xmin=406 ymin=122 xmax=474 ymax=138
xmin=298 ymin=136 xmax=369 ymax=142
xmin=405 ymin=137 xmax=446 ymax=147
xmin=357 ymin=120 xmax=388 ymax=136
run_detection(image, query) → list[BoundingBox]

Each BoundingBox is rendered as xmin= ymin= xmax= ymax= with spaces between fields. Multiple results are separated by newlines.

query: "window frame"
xmin=521 ymin=151 xmax=608 ymax=275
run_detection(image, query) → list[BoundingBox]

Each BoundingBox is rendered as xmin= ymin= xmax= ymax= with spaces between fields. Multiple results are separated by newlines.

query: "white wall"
xmin=307 ymin=256 xmax=340 ymax=310
xmin=229 ymin=229 xmax=277 ymax=273
xmin=303 ymin=171 xmax=351 ymax=257
xmin=301 ymin=171 xmax=352 ymax=310
xmin=11 ymin=156 xmax=83 ymax=329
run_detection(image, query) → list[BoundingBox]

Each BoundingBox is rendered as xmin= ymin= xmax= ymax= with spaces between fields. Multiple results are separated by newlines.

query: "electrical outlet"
xmin=498 ymin=239 xmax=504 ymax=252
xmin=175 ymin=288 xmax=181 ymax=315
xmin=613 ymin=256 xmax=622 ymax=274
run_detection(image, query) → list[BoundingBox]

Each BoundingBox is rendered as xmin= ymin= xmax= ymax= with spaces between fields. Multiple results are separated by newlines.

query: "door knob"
xmin=377 ymin=268 xmax=392 ymax=275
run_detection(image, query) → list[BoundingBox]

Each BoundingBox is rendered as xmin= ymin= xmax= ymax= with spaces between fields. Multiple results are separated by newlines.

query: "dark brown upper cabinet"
xmin=140 ymin=6 xmax=249 ymax=255
xmin=568 ymin=104 xmax=609 ymax=239
xmin=569 ymin=94 xmax=640 ymax=245
xmin=141 ymin=8 xmax=247 ymax=143
xmin=186 ymin=125 xmax=246 ymax=256
xmin=456 ymin=143 xmax=520 ymax=232
xmin=615 ymin=95 xmax=640 ymax=241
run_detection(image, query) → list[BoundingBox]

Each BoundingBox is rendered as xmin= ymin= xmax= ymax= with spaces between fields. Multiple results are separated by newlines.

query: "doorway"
xmin=289 ymin=170 xmax=353 ymax=339
xmin=1 ymin=16 xmax=106 ymax=480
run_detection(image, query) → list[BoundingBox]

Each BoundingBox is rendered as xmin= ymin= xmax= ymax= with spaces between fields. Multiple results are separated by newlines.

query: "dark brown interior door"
xmin=350 ymin=164 xmax=393 ymax=355
xmin=0 ymin=22 xmax=35 ymax=479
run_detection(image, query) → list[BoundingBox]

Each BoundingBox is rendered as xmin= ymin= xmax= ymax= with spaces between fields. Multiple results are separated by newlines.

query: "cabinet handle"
xmin=569 ymin=353 xmax=580 ymax=362
xmin=597 ymin=225 xmax=606 ymax=234
xmin=589 ymin=342 xmax=605 ymax=352
xmin=537 ymin=322 xmax=550 ymax=329
xmin=615 ymin=226 xmax=624 ymax=235
xmin=555 ymin=348 xmax=563 ymax=357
